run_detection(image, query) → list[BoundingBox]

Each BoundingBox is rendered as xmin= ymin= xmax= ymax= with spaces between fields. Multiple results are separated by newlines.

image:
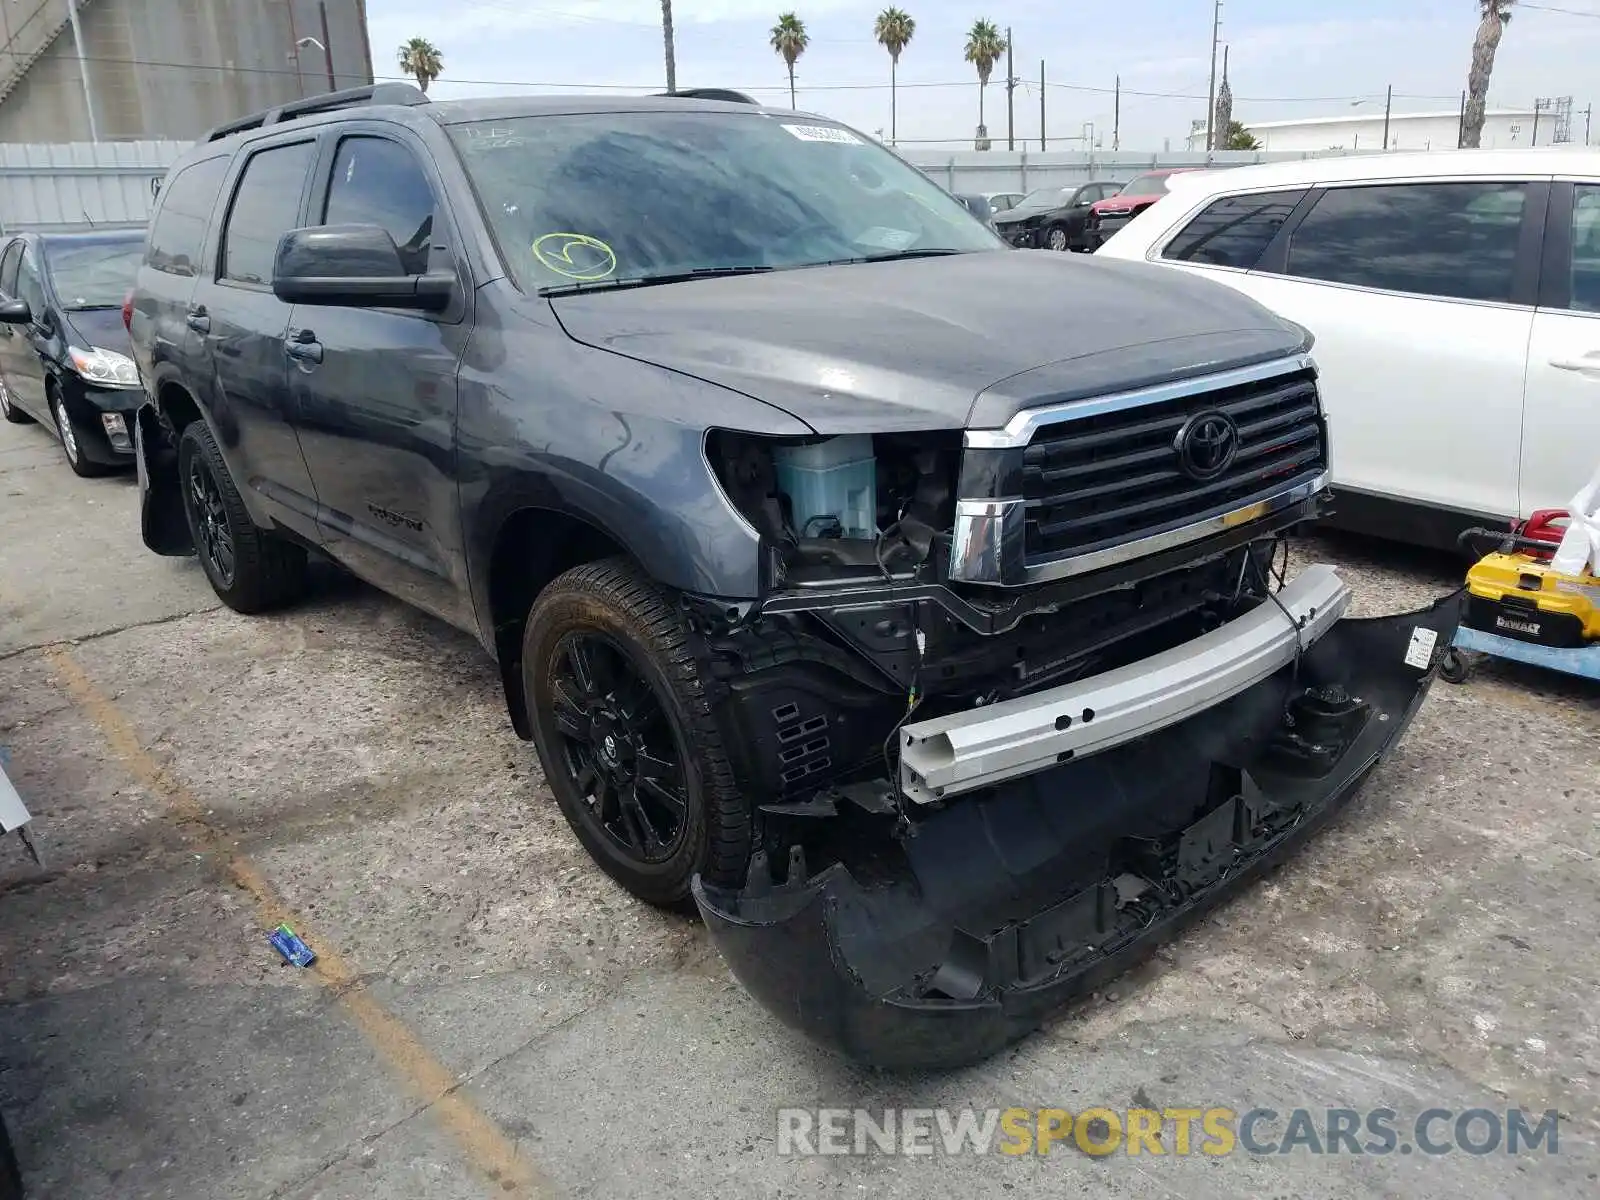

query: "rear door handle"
xmin=285 ymin=330 xmax=323 ymax=365
xmin=186 ymin=307 xmax=210 ymax=334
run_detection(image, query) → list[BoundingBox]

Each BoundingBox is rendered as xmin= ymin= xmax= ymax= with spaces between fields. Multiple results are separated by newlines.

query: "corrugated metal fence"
xmin=0 ymin=141 xmax=188 ymax=233
xmin=0 ymin=140 xmax=1362 ymax=233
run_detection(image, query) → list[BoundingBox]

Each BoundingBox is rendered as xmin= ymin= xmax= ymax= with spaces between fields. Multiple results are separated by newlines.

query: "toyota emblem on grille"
xmin=1173 ymin=411 xmax=1240 ymax=481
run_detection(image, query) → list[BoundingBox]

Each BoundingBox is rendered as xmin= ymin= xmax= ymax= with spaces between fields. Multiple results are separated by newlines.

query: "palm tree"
xmin=771 ymin=13 xmax=809 ymax=109
xmin=874 ymin=8 xmax=915 ymax=146
xmin=397 ymin=37 xmax=442 ymax=93
xmin=1463 ymin=1 xmax=1516 ymax=148
xmin=661 ymin=0 xmax=677 ymax=93
xmin=964 ymin=19 xmax=1005 ymax=143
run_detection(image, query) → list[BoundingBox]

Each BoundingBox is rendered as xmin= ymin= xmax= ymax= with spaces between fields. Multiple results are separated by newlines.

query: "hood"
xmin=61 ymin=307 xmax=133 ymax=355
xmin=993 ymin=202 xmax=1054 ymax=225
xmin=549 ymin=251 xmax=1311 ymax=435
xmin=1091 ymin=195 xmax=1154 ymax=214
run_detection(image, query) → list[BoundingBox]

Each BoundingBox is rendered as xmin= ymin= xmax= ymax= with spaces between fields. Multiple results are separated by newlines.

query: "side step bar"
xmin=899 ymin=564 xmax=1352 ymax=804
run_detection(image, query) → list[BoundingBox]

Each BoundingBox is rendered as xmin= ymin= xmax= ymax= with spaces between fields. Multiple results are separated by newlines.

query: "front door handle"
xmin=1549 ymin=351 xmax=1600 ymax=374
xmin=186 ymin=307 xmax=210 ymax=334
xmin=285 ymin=329 xmax=323 ymax=365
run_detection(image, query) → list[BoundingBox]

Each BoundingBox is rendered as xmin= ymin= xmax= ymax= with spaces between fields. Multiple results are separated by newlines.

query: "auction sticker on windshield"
xmin=782 ymin=124 xmax=863 ymax=145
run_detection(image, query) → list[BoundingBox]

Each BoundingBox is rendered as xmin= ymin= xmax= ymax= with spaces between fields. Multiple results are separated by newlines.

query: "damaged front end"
xmin=689 ymin=355 xmax=1462 ymax=1068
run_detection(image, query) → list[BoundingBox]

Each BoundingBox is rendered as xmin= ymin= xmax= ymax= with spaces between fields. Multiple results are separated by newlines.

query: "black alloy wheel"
xmin=187 ymin=447 xmax=236 ymax=588
xmin=548 ymin=631 xmax=690 ymax=865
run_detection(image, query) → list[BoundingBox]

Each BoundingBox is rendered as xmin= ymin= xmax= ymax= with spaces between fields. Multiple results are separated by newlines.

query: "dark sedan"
xmin=992 ymin=180 xmax=1120 ymax=250
xmin=0 ymin=229 xmax=145 ymax=476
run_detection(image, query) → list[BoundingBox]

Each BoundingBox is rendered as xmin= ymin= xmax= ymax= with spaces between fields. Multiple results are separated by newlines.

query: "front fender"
xmin=134 ymin=404 xmax=193 ymax=556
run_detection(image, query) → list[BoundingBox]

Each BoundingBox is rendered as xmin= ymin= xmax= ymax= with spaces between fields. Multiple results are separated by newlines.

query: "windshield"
xmin=1019 ymin=187 xmax=1069 ymax=208
xmin=448 ymin=111 xmax=1002 ymax=292
xmin=1119 ymin=173 xmax=1176 ymax=197
xmin=43 ymin=237 xmax=144 ymax=309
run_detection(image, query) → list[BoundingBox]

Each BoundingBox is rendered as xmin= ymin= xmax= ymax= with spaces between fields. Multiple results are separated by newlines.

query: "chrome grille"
xmin=1021 ymin=368 xmax=1326 ymax=562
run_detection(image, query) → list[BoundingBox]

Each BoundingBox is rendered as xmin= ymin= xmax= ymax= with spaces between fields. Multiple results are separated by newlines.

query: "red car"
xmin=1085 ymin=168 xmax=1205 ymax=250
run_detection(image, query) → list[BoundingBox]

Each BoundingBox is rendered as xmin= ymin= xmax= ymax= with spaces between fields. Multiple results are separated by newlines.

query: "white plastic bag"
xmin=1551 ymin=460 xmax=1600 ymax=578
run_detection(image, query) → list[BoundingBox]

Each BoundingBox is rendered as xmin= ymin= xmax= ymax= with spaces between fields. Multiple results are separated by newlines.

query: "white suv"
xmin=1096 ymin=149 xmax=1600 ymax=547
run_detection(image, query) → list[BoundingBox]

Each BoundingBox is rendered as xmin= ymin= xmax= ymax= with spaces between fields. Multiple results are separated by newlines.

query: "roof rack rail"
xmin=656 ymin=88 xmax=759 ymax=105
xmin=204 ymin=82 xmax=430 ymax=143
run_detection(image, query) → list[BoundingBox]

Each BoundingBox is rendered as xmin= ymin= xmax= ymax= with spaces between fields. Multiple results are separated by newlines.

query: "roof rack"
xmin=656 ymin=88 xmax=759 ymax=105
xmin=204 ymin=82 xmax=430 ymax=143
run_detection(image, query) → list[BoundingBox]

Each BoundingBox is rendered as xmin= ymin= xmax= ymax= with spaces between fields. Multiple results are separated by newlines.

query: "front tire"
xmin=1045 ymin=224 xmax=1069 ymax=252
xmin=52 ymin=389 xmax=110 ymax=477
xmin=523 ymin=558 xmax=750 ymax=907
xmin=176 ymin=420 xmax=307 ymax=613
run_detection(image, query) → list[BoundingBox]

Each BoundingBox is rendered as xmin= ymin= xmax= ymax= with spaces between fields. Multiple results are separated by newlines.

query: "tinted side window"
xmin=1569 ymin=184 xmax=1600 ymax=313
xmin=322 ymin=137 xmax=436 ymax=276
xmin=16 ymin=246 xmax=45 ymax=313
xmin=0 ymin=240 xmax=21 ymax=295
xmin=147 ymin=155 xmax=229 ymax=278
xmin=1163 ymin=189 xmax=1307 ymax=269
xmin=221 ymin=141 xmax=316 ymax=286
xmin=1284 ymin=181 xmax=1528 ymax=303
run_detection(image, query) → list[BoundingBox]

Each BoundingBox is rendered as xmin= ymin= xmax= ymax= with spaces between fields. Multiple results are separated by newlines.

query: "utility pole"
xmin=1204 ymin=0 xmax=1222 ymax=151
xmin=1532 ymin=98 xmax=1545 ymax=147
xmin=1586 ymin=104 xmax=1593 ymax=146
xmin=1005 ymin=27 xmax=1015 ymax=151
xmin=1456 ymin=89 xmax=1467 ymax=148
xmin=1381 ymin=84 xmax=1392 ymax=151
xmin=319 ymin=1 xmax=337 ymax=90
xmin=1114 ymin=74 xmax=1121 ymax=151
xmin=1040 ymin=60 xmax=1046 ymax=151
xmin=65 ymin=0 xmax=99 ymax=142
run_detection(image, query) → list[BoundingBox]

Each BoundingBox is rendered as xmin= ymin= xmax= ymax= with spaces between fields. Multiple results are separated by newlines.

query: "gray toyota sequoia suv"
xmin=126 ymin=84 xmax=1460 ymax=1067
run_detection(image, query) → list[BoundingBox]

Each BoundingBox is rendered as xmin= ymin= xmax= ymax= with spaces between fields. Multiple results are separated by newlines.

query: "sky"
xmin=366 ymin=1 xmax=1600 ymax=149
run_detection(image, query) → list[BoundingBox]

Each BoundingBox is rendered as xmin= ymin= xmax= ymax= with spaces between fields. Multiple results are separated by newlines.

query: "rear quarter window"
xmin=1162 ymin=189 xmax=1308 ymax=269
xmin=146 ymin=155 xmax=230 ymax=278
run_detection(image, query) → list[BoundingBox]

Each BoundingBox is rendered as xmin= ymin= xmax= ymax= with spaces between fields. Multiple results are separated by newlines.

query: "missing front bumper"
xmin=694 ymin=588 xmax=1463 ymax=1069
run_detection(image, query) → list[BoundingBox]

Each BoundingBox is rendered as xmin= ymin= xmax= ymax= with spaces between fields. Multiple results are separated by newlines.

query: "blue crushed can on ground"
xmin=269 ymin=923 xmax=316 ymax=967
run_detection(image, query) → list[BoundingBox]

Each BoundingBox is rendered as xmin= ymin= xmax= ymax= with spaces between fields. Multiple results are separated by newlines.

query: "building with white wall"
xmin=1187 ymin=108 xmax=1562 ymax=154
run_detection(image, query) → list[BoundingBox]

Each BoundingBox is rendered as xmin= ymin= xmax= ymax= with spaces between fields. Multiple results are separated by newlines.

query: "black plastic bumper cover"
xmin=694 ymin=592 xmax=1463 ymax=1069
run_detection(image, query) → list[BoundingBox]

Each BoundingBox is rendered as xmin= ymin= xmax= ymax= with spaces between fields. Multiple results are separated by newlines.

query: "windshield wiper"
xmin=810 ymin=248 xmax=970 ymax=267
xmin=539 ymin=265 xmax=774 ymax=297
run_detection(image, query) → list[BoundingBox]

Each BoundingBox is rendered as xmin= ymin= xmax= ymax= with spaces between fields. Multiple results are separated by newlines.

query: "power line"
xmin=1521 ymin=3 xmax=1600 ymax=17
xmin=0 ymin=45 xmax=1545 ymax=109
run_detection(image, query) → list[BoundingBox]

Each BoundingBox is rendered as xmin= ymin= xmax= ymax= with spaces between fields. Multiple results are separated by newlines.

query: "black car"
xmin=0 ymin=229 xmax=145 ymax=476
xmin=127 ymin=84 xmax=1455 ymax=1068
xmin=992 ymin=180 xmax=1119 ymax=250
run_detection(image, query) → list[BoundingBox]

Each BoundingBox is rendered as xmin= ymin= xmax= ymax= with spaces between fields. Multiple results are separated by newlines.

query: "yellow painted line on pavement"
xmin=46 ymin=645 xmax=552 ymax=1198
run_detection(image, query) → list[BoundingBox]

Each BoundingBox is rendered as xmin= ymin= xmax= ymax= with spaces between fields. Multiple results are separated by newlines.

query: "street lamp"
xmin=295 ymin=35 xmax=336 ymax=92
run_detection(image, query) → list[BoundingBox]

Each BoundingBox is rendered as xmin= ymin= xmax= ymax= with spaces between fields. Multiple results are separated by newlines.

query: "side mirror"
xmin=0 ymin=298 xmax=31 ymax=324
xmin=272 ymin=224 xmax=453 ymax=311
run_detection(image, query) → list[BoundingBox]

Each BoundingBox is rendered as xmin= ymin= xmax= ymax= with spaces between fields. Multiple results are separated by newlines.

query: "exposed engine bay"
xmin=700 ymin=427 xmax=1322 ymax=810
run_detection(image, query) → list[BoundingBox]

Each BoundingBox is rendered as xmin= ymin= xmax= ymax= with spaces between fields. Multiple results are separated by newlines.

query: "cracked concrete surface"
xmin=3 ymin=416 xmax=1599 ymax=1198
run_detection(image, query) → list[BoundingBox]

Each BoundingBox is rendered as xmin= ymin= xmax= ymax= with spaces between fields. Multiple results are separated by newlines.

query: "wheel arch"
xmin=480 ymin=502 xmax=632 ymax=739
xmin=135 ymin=374 xmax=211 ymax=556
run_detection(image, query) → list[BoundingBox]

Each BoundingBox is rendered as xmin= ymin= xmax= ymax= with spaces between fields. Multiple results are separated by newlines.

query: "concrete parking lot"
xmin=2 ymin=414 xmax=1597 ymax=1199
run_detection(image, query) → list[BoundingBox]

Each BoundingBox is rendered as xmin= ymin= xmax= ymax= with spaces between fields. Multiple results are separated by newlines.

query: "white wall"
xmin=1191 ymin=110 xmax=1554 ymax=154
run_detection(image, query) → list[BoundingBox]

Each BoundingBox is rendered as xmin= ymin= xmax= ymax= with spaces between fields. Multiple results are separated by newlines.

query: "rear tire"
xmin=177 ymin=420 xmax=307 ymax=613
xmin=523 ymin=557 xmax=750 ymax=907
xmin=0 ymin=379 xmax=28 ymax=424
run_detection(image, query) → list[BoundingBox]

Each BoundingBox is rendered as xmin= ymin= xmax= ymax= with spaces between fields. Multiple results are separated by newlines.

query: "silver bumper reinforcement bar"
xmin=899 ymin=564 xmax=1352 ymax=804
